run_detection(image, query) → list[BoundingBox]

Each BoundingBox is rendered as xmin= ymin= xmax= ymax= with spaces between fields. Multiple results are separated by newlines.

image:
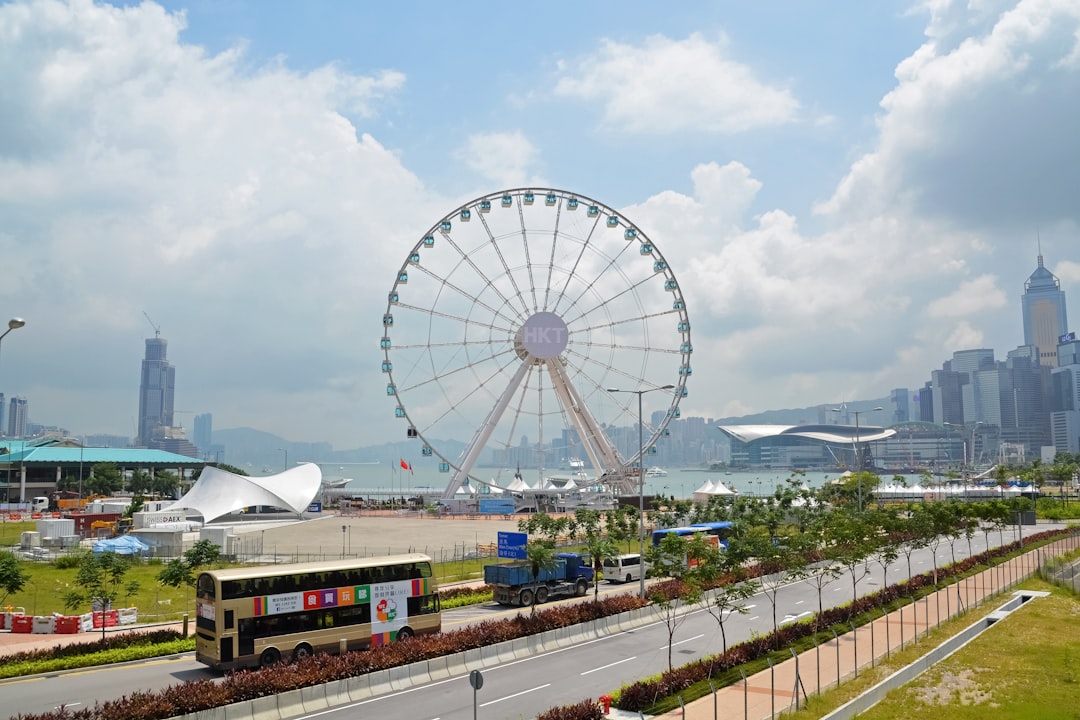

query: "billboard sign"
xmin=479 ymin=498 xmax=515 ymax=515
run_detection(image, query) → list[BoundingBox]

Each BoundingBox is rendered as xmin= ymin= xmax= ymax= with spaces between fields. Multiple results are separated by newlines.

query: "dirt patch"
xmin=911 ymin=668 xmax=995 ymax=706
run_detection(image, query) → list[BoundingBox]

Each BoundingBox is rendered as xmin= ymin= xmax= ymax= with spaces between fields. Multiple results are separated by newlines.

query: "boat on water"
xmin=645 ymin=467 xmax=668 ymax=478
xmin=322 ymin=478 xmax=351 ymax=489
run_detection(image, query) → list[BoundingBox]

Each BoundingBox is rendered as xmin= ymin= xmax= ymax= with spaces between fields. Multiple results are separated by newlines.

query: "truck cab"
xmin=31 ymin=497 xmax=50 ymax=513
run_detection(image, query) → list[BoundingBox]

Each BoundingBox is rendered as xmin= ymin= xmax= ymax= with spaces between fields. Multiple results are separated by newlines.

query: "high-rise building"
xmin=0 ymin=392 xmax=5 ymax=436
xmin=1022 ymin=252 xmax=1069 ymax=367
xmin=136 ymin=336 xmax=175 ymax=448
xmin=1050 ymin=335 xmax=1080 ymax=453
xmin=7 ymin=396 xmax=27 ymax=438
xmin=193 ymin=413 xmax=213 ymax=458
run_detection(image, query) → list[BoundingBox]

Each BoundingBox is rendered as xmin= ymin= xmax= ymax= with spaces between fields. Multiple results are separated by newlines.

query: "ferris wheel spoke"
xmin=551 ymin=212 xmax=602 ymax=318
xmin=439 ymin=227 xmax=528 ymax=325
xmin=396 ymin=347 xmax=516 ymax=397
xmin=515 ymin=200 xmax=540 ymax=314
xmin=391 ymin=339 xmax=507 ymax=352
xmin=393 ymin=302 xmax=515 ymax=337
xmin=557 ymin=231 xmax=641 ymax=322
xmin=405 ymin=263 xmax=524 ymax=330
xmin=540 ymin=199 xmax=564 ymax=312
xmin=562 ymin=271 xmax=658 ymax=329
xmin=475 ymin=209 xmax=532 ymax=319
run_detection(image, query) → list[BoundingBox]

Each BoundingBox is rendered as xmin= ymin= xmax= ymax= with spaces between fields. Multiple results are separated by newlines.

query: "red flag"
xmin=400 ymin=458 xmax=411 ymax=471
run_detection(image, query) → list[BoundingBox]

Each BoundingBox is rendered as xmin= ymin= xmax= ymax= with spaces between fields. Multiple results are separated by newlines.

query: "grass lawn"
xmin=785 ymin=578 xmax=1080 ymax=720
xmin=2 ymin=522 xmax=493 ymax=620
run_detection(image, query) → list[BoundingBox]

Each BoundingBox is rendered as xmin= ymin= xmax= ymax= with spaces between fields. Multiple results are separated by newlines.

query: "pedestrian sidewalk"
xmin=645 ymin=534 xmax=1077 ymax=720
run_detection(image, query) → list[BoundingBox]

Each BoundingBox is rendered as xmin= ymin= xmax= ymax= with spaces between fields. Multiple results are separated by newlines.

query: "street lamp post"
xmin=0 ymin=319 xmax=26 ymax=501
xmin=607 ymin=384 xmax=675 ymax=600
xmin=832 ymin=405 xmax=883 ymax=512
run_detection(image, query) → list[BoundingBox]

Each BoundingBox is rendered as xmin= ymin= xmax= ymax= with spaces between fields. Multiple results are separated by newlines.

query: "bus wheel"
xmin=575 ymin=579 xmax=589 ymax=596
xmin=535 ymin=586 xmax=549 ymax=604
xmin=292 ymin=643 xmax=313 ymax=662
xmin=519 ymin=589 xmax=534 ymax=606
xmin=259 ymin=648 xmax=281 ymax=667
xmin=625 ymin=574 xmax=633 ymax=584
xmin=396 ymin=626 xmax=414 ymax=640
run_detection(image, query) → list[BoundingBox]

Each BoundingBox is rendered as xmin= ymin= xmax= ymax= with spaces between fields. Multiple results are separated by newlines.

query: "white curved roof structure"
xmin=718 ymin=424 xmax=897 ymax=444
xmin=166 ymin=463 xmax=322 ymax=522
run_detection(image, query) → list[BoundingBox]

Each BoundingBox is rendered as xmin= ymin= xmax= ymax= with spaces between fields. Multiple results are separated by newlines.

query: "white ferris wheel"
xmin=380 ymin=188 xmax=692 ymax=499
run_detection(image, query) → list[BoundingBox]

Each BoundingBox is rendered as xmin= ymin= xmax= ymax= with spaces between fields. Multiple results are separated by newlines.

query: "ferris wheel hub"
xmin=514 ymin=311 xmax=569 ymax=361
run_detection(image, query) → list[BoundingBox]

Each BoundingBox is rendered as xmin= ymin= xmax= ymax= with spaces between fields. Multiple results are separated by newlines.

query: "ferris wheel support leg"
xmin=442 ymin=359 xmax=533 ymax=501
xmin=547 ymin=359 xmax=623 ymax=474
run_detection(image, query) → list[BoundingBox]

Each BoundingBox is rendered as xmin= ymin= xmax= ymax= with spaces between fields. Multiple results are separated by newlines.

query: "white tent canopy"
xmin=165 ymin=463 xmax=322 ymax=523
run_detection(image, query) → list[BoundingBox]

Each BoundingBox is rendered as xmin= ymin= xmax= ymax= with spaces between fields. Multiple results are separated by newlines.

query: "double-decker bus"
xmin=195 ymin=553 xmax=441 ymax=670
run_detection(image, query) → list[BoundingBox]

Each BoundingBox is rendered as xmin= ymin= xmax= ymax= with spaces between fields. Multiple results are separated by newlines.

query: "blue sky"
xmin=1 ymin=0 xmax=1078 ymax=452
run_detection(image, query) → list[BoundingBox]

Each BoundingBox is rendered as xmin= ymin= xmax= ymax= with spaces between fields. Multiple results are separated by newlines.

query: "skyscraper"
xmin=1022 ymin=252 xmax=1069 ymax=367
xmin=7 ymin=396 xmax=27 ymax=438
xmin=136 ymin=335 xmax=175 ymax=447
xmin=193 ymin=412 xmax=213 ymax=458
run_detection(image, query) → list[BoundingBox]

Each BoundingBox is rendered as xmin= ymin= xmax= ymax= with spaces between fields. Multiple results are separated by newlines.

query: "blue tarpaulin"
xmin=92 ymin=535 xmax=149 ymax=555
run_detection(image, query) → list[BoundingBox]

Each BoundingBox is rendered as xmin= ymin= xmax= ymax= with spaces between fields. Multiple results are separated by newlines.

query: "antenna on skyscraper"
xmin=142 ymin=311 xmax=161 ymax=338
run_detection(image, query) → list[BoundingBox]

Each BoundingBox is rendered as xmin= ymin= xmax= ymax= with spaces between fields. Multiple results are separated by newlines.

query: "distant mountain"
xmin=212 ymin=427 xmax=465 ymax=473
xmin=713 ymin=399 xmax=892 ymax=427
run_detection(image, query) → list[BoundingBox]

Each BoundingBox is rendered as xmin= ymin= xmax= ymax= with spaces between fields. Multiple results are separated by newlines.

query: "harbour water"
xmin=310 ymin=463 xmax=926 ymax=500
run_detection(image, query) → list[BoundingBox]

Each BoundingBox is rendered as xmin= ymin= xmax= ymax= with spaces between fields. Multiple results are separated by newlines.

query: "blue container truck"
xmin=484 ymin=552 xmax=594 ymax=606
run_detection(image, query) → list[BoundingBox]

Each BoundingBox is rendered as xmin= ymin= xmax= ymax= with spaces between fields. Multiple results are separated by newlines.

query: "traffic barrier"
xmin=32 ymin=615 xmax=57 ymax=634
xmin=92 ymin=609 xmax=120 ymax=629
xmin=118 ymin=607 xmax=138 ymax=625
xmin=80 ymin=613 xmax=94 ymax=633
xmin=11 ymin=615 xmax=33 ymax=633
xmin=8 ymin=513 xmax=21 ymax=521
xmin=55 ymin=615 xmax=81 ymax=634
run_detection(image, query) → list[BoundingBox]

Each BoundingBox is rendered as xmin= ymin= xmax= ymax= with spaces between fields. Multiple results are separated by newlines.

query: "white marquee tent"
xmin=165 ymin=463 xmax=322 ymax=523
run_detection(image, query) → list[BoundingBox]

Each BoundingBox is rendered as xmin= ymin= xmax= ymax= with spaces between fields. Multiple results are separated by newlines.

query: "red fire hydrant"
xmin=599 ymin=695 xmax=612 ymax=714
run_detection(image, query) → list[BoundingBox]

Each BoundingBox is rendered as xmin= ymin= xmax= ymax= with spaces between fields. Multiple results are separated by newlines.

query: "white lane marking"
xmin=480 ymin=683 xmax=551 ymax=707
xmin=659 ymin=633 xmax=703 ymax=650
xmin=581 ymin=656 xmax=637 ymax=676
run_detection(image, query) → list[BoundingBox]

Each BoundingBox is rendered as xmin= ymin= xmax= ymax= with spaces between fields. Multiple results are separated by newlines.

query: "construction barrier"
xmin=118 ymin=607 xmax=138 ymax=625
xmin=91 ymin=609 xmax=119 ymax=629
xmin=11 ymin=615 xmax=33 ymax=633
xmin=55 ymin=615 xmax=81 ymax=634
xmin=32 ymin=615 xmax=56 ymax=634
xmin=80 ymin=612 xmax=94 ymax=633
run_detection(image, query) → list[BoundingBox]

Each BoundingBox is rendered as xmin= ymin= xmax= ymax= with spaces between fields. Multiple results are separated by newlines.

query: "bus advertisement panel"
xmin=195 ymin=553 xmax=440 ymax=670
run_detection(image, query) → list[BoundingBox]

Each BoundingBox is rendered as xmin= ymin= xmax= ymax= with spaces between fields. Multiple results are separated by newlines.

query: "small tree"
xmin=0 ymin=550 xmax=30 ymax=607
xmin=647 ymin=532 xmax=718 ymax=671
xmin=524 ymin=539 xmax=557 ymax=615
xmin=158 ymin=539 xmax=223 ymax=588
xmin=63 ymin=551 xmax=140 ymax=639
xmin=576 ymin=509 xmax=618 ymax=602
xmin=703 ymin=550 xmax=758 ymax=655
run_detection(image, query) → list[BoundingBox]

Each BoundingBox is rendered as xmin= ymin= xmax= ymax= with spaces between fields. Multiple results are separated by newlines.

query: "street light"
xmin=832 ymin=405 xmax=883 ymax=512
xmin=606 ymin=383 xmax=675 ymax=600
xmin=0 ymin=318 xmax=26 ymax=501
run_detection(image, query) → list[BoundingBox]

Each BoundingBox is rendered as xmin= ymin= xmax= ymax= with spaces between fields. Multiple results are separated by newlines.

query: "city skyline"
xmin=1 ymin=1 xmax=1078 ymax=448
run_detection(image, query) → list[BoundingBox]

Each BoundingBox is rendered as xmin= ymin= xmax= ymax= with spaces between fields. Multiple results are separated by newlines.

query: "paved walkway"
xmin=647 ymin=534 xmax=1078 ymax=720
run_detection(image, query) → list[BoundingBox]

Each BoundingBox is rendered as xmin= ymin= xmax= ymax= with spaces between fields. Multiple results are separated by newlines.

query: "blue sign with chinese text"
xmin=497 ymin=531 xmax=527 ymax=559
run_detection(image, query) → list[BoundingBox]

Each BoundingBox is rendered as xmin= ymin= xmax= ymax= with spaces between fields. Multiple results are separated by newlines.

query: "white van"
xmin=602 ymin=553 xmax=647 ymax=584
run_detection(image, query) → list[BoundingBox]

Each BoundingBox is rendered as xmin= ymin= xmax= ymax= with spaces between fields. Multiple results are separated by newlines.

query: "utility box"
xmin=20 ymin=531 xmax=41 ymax=549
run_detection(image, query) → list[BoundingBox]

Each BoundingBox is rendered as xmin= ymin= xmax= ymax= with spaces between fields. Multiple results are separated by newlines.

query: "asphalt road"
xmin=0 ymin=526 xmax=1025 ymax=719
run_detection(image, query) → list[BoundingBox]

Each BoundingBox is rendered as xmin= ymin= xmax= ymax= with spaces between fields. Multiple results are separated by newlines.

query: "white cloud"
xmin=0 ymin=0 xmax=436 ymax=447
xmin=554 ymin=32 xmax=799 ymax=134
xmin=924 ymin=275 xmax=1007 ymax=317
xmin=457 ymin=131 xmax=541 ymax=188
xmin=817 ymin=0 xmax=1080 ymax=228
